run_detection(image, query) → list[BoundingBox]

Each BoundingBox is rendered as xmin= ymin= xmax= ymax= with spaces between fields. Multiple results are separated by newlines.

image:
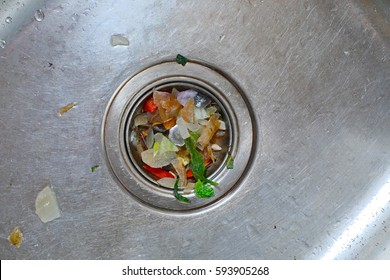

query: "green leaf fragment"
xmin=226 ymin=152 xmax=234 ymax=169
xmin=174 ymin=177 xmax=191 ymax=204
xmin=176 ymin=54 xmax=188 ymax=66
xmin=184 ymin=132 xmax=218 ymax=199
xmin=184 ymin=132 xmax=206 ymax=181
xmin=91 ymin=165 xmax=99 ymax=173
xmin=194 ymin=180 xmax=214 ymax=198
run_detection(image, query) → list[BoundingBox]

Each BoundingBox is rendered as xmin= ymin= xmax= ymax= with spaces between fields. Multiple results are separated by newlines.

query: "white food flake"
xmin=35 ymin=185 xmax=61 ymax=223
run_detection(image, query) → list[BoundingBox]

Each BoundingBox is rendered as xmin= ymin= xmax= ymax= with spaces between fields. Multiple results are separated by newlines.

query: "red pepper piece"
xmin=143 ymin=97 xmax=158 ymax=113
xmin=143 ymin=165 xmax=174 ymax=179
xmin=186 ymin=169 xmax=193 ymax=178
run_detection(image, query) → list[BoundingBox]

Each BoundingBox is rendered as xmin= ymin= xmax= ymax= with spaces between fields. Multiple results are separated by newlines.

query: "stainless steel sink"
xmin=1 ymin=0 xmax=389 ymax=259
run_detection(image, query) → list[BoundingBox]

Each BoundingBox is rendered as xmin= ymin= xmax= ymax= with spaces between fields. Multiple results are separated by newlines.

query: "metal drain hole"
xmin=102 ymin=61 xmax=254 ymax=212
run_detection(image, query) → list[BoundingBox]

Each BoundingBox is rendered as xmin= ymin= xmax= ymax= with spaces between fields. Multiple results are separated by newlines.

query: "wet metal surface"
xmin=0 ymin=0 xmax=389 ymax=259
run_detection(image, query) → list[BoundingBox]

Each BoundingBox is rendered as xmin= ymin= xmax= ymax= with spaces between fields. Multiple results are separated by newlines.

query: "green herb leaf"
xmin=91 ymin=165 xmax=99 ymax=173
xmin=194 ymin=180 xmax=214 ymax=198
xmin=174 ymin=177 xmax=191 ymax=204
xmin=184 ymin=132 xmax=218 ymax=198
xmin=176 ymin=54 xmax=188 ymax=66
xmin=184 ymin=132 xmax=218 ymax=188
xmin=226 ymin=152 xmax=234 ymax=169
xmin=184 ymin=132 xmax=206 ymax=181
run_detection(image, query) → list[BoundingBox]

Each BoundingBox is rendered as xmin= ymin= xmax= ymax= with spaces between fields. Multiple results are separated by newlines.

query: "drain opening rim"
xmin=102 ymin=61 xmax=254 ymax=212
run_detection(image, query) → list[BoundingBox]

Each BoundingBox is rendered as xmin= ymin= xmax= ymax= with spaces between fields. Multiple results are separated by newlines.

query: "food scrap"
xmin=35 ymin=185 xmax=61 ymax=223
xmin=91 ymin=164 xmax=100 ymax=173
xmin=131 ymin=87 xmax=230 ymax=203
xmin=57 ymin=102 xmax=77 ymax=116
xmin=174 ymin=177 xmax=191 ymax=204
xmin=176 ymin=54 xmax=188 ymax=66
xmin=110 ymin=34 xmax=129 ymax=46
xmin=226 ymin=151 xmax=234 ymax=169
xmin=9 ymin=227 xmax=23 ymax=248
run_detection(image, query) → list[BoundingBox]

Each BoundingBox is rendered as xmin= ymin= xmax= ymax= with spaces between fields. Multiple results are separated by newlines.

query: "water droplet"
xmin=34 ymin=9 xmax=45 ymax=22
xmin=5 ymin=17 xmax=13 ymax=24
xmin=71 ymin=13 xmax=80 ymax=22
xmin=0 ymin=39 xmax=6 ymax=49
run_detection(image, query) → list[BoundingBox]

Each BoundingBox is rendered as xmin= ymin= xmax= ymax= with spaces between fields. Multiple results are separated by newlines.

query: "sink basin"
xmin=0 ymin=0 xmax=389 ymax=259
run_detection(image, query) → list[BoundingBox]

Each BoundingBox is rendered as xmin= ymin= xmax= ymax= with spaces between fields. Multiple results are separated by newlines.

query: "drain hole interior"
xmin=124 ymin=81 xmax=232 ymax=190
xmin=103 ymin=61 xmax=254 ymax=211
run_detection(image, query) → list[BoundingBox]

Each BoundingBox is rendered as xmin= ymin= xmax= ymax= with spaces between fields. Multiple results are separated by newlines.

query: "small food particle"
xmin=181 ymin=98 xmax=195 ymax=123
xmin=211 ymin=143 xmax=222 ymax=151
xmin=143 ymin=165 xmax=174 ymax=179
xmin=157 ymin=177 xmax=177 ymax=188
xmin=91 ymin=164 xmax=100 ymax=172
xmin=185 ymin=132 xmax=218 ymax=186
xmin=9 ymin=227 xmax=23 ymax=248
xmin=226 ymin=151 xmax=234 ymax=169
xmin=194 ymin=179 xmax=214 ymax=198
xmin=57 ymin=102 xmax=77 ymax=116
xmin=174 ymin=177 xmax=191 ymax=203
xmin=143 ymin=97 xmax=158 ymax=113
xmin=177 ymin=89 xmax=197 ymax=106
xmin=110 ymin=34 xmax=129 ymax=46
xmin=197 ymin=114 xmax=221 ymax=149
xmin=134 ymin=113 xmax=149 ymax=126
xmin=141 ymin=149 xmax=177 ymax=168
xmin=35 ymin=185 xmax=61 ymax=223
xmin=176 ymin=54 xmax=188 ymax=66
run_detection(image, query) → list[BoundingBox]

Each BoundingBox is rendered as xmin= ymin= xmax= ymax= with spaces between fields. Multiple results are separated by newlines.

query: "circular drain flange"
xmin=102 ymin=60 xmax=254 ymax=212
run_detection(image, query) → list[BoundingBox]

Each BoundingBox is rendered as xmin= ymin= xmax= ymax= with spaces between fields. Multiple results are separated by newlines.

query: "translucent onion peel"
xmin=153 ymin=90 xmax=181 ymax=121
xmin=35 ymin=185 xmax=61 ymax=223
xmin=197 ymin=114 xmax=221 ymax=149
xmin=134 ymin=113 xmax=148 ymax=126
xmin=181 ymin=98 xmax=195 ymax=123
xmin=172 ymin=158 xmax=187 ymax=187
xmin=177 ymin=90 xmax=197 ymax=106
xmin=157 ymin=177 xmax=177 ymax=189
xmin=141 ymin=149 xmax=176 ymax=168
xmin=110 ymin=35 xmax=129 ymax=46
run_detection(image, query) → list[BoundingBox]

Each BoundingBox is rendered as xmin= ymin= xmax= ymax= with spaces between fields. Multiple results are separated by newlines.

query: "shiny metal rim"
xmin=102 ymin=60 xmax=255 ymax=213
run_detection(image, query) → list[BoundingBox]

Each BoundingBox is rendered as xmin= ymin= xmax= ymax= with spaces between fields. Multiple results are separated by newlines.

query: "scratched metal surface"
xmin=0 ymin=0 xmax=389 ymax=259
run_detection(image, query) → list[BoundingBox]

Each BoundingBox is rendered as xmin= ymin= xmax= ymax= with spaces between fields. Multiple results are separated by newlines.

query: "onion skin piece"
xmin=153 ymin=90 xmax=182 ymax=121
xmin=181 ymin=98 xmax=195 ymax=123
xmin=141 ymin=149 xmax=176 ymax=168
xmin=35 ymin=185 xmax=61 ymax=223
xmin=172 ymin=158 xmax=187 ymax=188
xmin=157 ymin=177 xmax=177 ymax=188
xmin=197 ymin=114 xmax=221 ymax=149
xmin=177 ymin=90 xmax=197 ymax=106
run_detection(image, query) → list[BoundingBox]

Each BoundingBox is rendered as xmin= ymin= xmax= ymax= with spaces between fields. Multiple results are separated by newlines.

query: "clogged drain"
xmin=126 ymin=84 xmax=231 ymax=204
xmin=102 ymin=61 xmax=254 ymax=212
